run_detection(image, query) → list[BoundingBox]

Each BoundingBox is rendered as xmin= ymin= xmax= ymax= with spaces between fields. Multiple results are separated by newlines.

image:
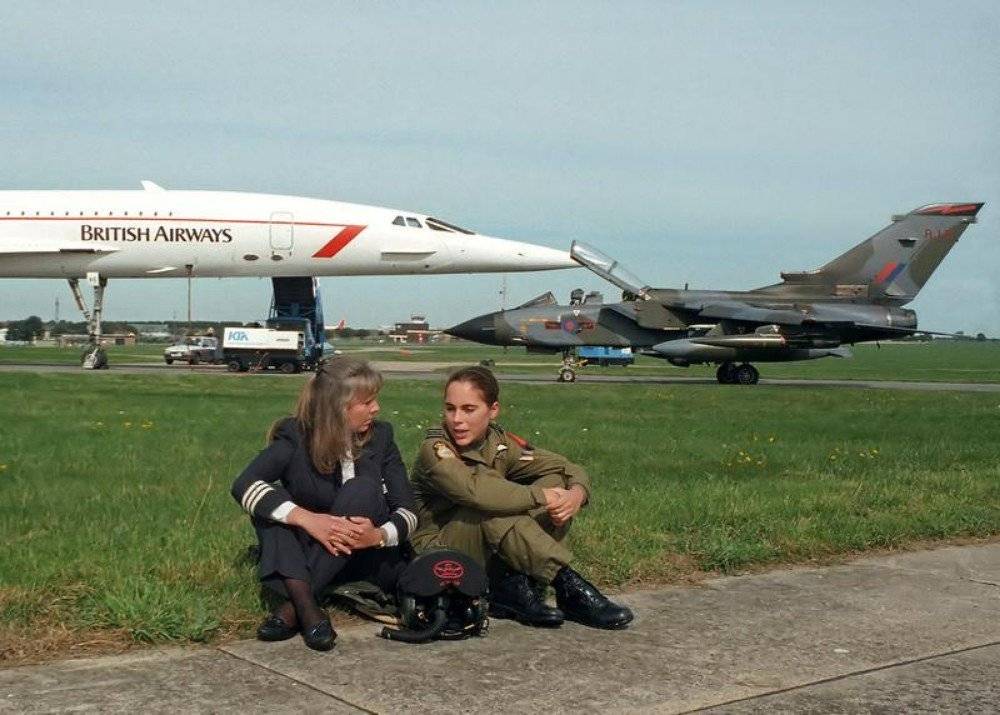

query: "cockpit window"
xmin=426 ymin=217 xmax=475 ymax=234
xmin=405 ymin=217 xmax=422 ymax=228
xmin=392 ymin=216 xmax=406 ymax=226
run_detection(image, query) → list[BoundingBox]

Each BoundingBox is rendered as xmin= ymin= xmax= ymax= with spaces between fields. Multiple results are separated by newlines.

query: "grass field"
xmin=0 ymin=344 xmax=165 ymax=365
xmin=2 ymin=339 xmax=999 ymax=383
xmin=2 ymin=370 xmax=999 ymax=662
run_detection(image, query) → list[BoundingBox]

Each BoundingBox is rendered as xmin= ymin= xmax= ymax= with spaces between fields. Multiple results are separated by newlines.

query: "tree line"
xmin=1 ymin=317 xmax=382 ymax=342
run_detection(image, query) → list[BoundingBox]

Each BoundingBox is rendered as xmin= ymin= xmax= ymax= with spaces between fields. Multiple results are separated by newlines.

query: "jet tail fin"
xmin=758 ymin=203 xmax=984 ymax=304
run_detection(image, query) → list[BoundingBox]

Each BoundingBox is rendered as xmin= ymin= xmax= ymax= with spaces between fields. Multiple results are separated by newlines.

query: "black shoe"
xmin=302 ymin=617 xmax=336 ymax=651
xmin=552 ymin=566 xmax=633 ymax=630
xmin=256 ymin=613 xmax=298 ymax=642
xmin=490 ymin=571 xmax=564 ymax=627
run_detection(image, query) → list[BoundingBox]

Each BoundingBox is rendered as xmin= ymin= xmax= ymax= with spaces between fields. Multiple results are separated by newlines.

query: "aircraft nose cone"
xmin=446 ymin=313 xmax=498 ymax=344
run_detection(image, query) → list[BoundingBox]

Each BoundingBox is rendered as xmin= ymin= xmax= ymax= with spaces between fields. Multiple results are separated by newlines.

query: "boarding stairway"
xmin=270 ymin=277 xmax=326 ymax=362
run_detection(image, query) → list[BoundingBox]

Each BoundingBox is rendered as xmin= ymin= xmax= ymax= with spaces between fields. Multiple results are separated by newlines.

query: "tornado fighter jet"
xmin=447 ymin=203 xmax=984 ymax=383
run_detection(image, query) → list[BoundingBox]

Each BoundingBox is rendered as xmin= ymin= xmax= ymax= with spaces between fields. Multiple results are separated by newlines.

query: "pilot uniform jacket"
xmin=409 ymin=423 xmax=591 ymax=583
xmin=231 ymin=418 xmax=417 ymax=596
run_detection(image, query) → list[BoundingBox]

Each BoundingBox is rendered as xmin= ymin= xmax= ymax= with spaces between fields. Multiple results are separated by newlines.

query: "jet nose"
xmin=445 ymin=234 xmax=577 ymax=272
xmin=446 ymin=313 xmax=499 ymax=344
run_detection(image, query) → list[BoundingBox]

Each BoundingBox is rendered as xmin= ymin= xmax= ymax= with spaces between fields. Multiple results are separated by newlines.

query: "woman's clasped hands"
xmin=288 ymin=508 xmax=382 ymax=556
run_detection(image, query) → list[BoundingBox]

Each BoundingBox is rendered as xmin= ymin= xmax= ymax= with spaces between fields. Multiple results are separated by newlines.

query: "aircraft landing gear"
xmin=716 ymin=361 xmax=737 ymax=384
xmin=716 ymin=362 xmax=759 ymax=385
xmin=734 ymin=363 xmax=759 ymax=384
xmin=557 ymin=349 xmax=579 ymax=382
xmin=70 ymin=273 xmax=110 ymax=370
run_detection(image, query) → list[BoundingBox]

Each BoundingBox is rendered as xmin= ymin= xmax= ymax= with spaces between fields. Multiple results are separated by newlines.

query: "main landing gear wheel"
xmin=557 ymin=367 xmax=577 ymax=383
xmin=279 ymin=361 xmax=298 ymax=375
xmin=716 ymin=362 xmax=738 ymax=384
xmin=734 ymin=363 xmax=760 ymax=385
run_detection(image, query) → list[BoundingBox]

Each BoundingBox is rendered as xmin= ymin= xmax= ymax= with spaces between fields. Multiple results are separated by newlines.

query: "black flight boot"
xmin=490 ymin=571 xmax=564 ymax=627
xmin=552 ymin=566 xmax=634 ymax=630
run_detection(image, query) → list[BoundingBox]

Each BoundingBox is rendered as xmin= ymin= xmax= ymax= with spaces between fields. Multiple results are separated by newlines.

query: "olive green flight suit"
xmin=410 ymin=424 xmax=592 ymax=583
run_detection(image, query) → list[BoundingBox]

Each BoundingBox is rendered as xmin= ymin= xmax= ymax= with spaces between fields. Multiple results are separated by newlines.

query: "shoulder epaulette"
xmin=504 ymin=429 xmax=533 ymax=451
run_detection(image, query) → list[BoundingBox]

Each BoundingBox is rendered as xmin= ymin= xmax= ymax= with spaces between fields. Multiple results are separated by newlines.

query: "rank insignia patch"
xmin=434 ymin=441 xmax=456 ymax=460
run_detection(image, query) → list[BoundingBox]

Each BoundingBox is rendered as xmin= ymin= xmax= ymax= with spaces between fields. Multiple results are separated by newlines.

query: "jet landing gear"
xmin=69 ymin=273 xmax=109 ymax=370
xmin=716 ymin=361 xmax=759 ymax=385
xmin=556 ymin=350 xmax=580 ymax=382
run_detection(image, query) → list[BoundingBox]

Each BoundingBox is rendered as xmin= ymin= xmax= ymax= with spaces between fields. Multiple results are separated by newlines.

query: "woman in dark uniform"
xmin=231 ymin=357 xmax=417 ymax=651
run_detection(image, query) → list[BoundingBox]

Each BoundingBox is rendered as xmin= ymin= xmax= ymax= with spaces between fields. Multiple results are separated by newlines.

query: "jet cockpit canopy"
xmin=570 ymin=241 xmax=651 ymax=299
xmin=515 ymin=291 xmax=558 ymax=309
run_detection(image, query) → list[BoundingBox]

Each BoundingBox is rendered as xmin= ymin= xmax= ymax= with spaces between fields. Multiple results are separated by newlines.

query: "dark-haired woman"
xmin=231 ymin=358 xmax=417 ymax=651
xmin=409 ymin=366 xmax=632 ymax=630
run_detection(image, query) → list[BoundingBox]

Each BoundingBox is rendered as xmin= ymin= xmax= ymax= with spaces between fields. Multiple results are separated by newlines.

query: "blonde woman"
xmin=231 ymin=357 xmax=416 ymax=651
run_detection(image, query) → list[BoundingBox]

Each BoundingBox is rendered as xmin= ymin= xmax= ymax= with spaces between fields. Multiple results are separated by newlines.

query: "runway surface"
xmin=5 ymin=543 xmax=999 ymax=713
xmin=3 ymin=360 xmax=1000 ymax=392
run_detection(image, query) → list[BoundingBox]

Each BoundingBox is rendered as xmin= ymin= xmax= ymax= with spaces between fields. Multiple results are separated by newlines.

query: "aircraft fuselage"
xmin=0 ymin=187 xmax=573 ymax=279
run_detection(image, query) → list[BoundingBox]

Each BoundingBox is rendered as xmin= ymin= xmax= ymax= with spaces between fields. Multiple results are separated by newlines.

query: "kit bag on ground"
xmin=380 ymin=549 xmax=489 ymax=643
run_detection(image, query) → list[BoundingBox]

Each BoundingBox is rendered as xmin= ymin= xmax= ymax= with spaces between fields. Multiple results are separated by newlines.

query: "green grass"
xmin=1 ymin=371 xmax=999 ymax=656
xmin=0 ymin=343 xmax=165 ymax=365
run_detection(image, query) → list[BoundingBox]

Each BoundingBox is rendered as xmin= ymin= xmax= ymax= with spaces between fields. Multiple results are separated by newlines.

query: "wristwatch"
xmin=377 ymin=527 xmax=386 ymax=548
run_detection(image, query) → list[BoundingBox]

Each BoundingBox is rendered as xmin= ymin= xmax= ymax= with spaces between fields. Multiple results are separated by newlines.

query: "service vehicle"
xmin=222 ymin=318 xmax=318 ymax=373
xmin=577 ymin=346 xmax=635 ymax=367
xmin=163 ymin=336 xmax=222 ymax=365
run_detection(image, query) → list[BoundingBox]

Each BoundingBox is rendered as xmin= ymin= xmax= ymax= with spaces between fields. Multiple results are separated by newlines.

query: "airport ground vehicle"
xmin=163 ymin=336 xmax=222 ymax=365
xmin=555 ymin=346 xmax=633 ymax=382
xmin=577 ymin=346 xmax=634 ymax=367
xmin=222 ymin=318 xmax=317 ymax=373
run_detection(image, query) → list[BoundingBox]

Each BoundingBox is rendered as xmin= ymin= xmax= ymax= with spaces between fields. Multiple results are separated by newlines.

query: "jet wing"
xmin=684 ymin=299 xmax=963 ymax=337
xmin=0 ymin=241 xmax=121 ymax=255
xmin=693 ymin=301 xmax=809 ymax=325
xmin=848 ymin=324 xmax=965 ymax=338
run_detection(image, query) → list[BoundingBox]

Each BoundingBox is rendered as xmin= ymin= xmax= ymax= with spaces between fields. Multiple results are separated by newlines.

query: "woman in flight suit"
xmin=409 ymin=366 xmax=632 ymax=630
xmin=231 ymin=357 xmax=417 ymax=651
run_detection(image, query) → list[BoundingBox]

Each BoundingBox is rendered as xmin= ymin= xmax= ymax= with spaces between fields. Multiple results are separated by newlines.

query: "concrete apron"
xmin=2 ymin=544 xmax=998 ymax=714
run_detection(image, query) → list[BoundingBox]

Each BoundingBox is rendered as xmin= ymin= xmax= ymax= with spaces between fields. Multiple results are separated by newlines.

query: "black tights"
xmin=276 ymin=578 xmax=325 ymax=630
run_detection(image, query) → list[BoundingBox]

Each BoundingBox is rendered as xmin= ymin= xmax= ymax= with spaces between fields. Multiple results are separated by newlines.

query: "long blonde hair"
xmin=271 ymin=357 xmax=383 ymax=474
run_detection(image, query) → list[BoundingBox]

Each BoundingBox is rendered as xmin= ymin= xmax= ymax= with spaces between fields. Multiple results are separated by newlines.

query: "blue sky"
xmin=1 ymin=1 xmax=997 ymax=333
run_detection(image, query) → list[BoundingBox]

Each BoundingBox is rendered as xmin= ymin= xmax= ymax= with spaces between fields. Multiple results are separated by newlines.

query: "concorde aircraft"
xmin=447 ymin=203 xmax=984 ymax=383
xmin=0 ymin=181 xmax=575 ymax=365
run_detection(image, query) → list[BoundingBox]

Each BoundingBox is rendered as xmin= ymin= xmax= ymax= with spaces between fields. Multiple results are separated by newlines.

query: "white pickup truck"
xmin=163 ymin=336 xmax=222 ymax=365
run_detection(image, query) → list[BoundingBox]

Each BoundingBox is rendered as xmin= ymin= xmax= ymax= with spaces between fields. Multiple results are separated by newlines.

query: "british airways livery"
xmin=0 ymin=181 xmax=576 ymax=365
xmin=0 ymin=181 xmax=573 ymax=278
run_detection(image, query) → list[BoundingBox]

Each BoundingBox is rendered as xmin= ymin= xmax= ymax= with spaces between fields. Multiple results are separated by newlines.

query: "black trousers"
xmin=253 ymin=475 xmax=405 ymax=598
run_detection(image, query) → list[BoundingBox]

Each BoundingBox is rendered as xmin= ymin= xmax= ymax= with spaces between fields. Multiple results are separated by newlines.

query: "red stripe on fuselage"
xmin=312 ymin=225 xmax=366 ymax=258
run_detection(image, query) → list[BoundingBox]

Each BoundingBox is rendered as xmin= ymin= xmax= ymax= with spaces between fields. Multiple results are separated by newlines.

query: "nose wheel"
xmin=557 ymin=350 xmax=580 ymax=382
xmin=716 ymin=362 xmax=759 ymax=385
